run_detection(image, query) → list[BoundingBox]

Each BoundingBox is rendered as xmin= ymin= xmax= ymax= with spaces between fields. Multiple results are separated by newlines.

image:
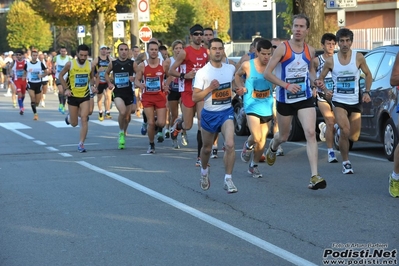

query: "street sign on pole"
xmin=139 ymin=26 xmax=152 ymax=43
xmin=113 ymin=21 xmax=125 ymax=38
xmin=77 ymin=25 xmax=85 ymax=38
xmin=232 ymin=0 xmax=272 ymax=12
xmin=117 ymin=13 xmax=134 ymax=21
xmin=337 ymin=9 xmax=346 ymax=27
xmin=137 ymin=0 xmax=150 ymax=22
xmin=326 ymin=0 xmax=357 ymax=9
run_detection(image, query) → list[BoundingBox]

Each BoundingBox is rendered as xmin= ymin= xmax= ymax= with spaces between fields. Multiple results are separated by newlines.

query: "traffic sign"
xmin=139 ymin=26 xmax=152 ymax=43
xmin=326 ymin=0 xmax=357 ymax=9
xmin=232 ymin=0 xmax=272 ymax=12
xmin=137 ymin=0 xmax=150 ymax=22
xmin=117 ymin=13 xmax=134 ymax=21
xmin=77 ymin=25 xmax=85 ymax=38
xmin=337 ymin=9 xmax=346 ymax=27
xmin=113 ymin=21 xmax=125 ymax=38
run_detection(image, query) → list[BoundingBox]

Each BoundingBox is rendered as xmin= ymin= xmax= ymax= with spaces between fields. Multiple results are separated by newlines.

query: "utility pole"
xmin=130 ymin=1 xmax=139 ymax=47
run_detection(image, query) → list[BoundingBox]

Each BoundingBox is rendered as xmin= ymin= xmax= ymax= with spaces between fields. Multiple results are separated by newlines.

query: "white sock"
xmin=343 ymin=160 xmax=350 ymax=165
xmin=392 ymin=172 xmax=399 ymax=180
xmin=327 ymin=148 xmax=334 ymax=153
xmin=224 ymin=174 xmax=232 ymax=181
xmin=201 ymin=167 xmax=208 ymax=176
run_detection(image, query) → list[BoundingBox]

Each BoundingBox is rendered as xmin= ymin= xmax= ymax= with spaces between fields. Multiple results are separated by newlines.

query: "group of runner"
xmin=2 ymin=14 xmax=398 ymax=197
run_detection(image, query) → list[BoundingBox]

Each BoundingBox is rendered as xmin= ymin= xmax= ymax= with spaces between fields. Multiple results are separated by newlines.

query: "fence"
xmin=225 ymin=27 xmax=399 ymax=56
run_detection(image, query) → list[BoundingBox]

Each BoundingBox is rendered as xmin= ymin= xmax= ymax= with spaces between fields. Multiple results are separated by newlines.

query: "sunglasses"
xmin=272 ymin=45 xmax=277 ymax=49
xmin=15 ymin=53 xmax=22 ymax=56
xmin=192 ymin=32 xmax=204 ymax=36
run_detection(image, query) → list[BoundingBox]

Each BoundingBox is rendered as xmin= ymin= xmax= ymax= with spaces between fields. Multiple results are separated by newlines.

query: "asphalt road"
xmin=0 ymin=89 xmax=398 ymax=266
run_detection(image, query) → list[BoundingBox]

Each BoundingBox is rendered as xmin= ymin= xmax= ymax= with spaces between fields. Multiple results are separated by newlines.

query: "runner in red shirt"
xmin=168 ymin=24 xmax=209 ymax=166
xmin=135 ymin=41 xmax=169 ymax=154
xmin=12 ymin=50 xmax=27 ymax=114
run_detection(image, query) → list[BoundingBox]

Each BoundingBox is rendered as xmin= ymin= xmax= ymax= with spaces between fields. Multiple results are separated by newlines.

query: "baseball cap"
xmin=100 ymin=45 xmax=108 ymax=49
xmin=9 ymin=51 xmax=13 ymax=55
xmin=4 ymin=52 xmax=9 ymax=56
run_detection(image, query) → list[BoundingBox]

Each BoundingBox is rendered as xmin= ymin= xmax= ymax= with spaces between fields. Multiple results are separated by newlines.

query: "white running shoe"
xmin=318 ymin=122 xmax=326 ymax=142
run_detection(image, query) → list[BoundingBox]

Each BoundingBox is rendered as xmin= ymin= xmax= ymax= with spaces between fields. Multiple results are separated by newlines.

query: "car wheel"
xmin=333 ymin=128 xmax=353 ymax=151
xmin=288 ymin=115 xmax=305 ymax=141
xmin=383 ymin=118 xmax=398 ymax=161
xmin=233 ymin=102 xmax=248 ymax=136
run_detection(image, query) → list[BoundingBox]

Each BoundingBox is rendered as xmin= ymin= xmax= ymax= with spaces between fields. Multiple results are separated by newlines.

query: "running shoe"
xmin=33 ymin=113 xmax=38 ymax=120
xmin=200 ymin=170 xmax=210 ymax=190
xmin=58 ymin=104 xmax=65 ymax=114
xmin=118 ymin=132 xmax=125 ymax=149
xmin=98 ymin=112 xmax=104 ymax=121
xmin=342 ymin=162 xmax=354 ymax=174
xmin=141 ymin=123 xmax=147 ymax=135
xmin=266 ymin=139 xmax=277 ymax=166
xmin=78 ymin=143 xmax=86 ymax=153
xmin=259 ymin=154 xmax=266 ymax=162
xmin=196 ymin=157 xmax=202 ymax=167
xmin=223 ymin=178 xmax=238 ymax=193
xmin=308 ymin=174 xmax=327 ymax=190
xmin=164 ymin=129 xmax=170 ymax=139
xmin=13 ymin=102 xmax=17 ymax=108
xmin=172 ymin=139 xmax=180 ymax=149
xmin=248 ymin=164 xmax=262 ymax=178
xmin=240 ymin=141 xmax=253 ymax=163
xmin=276 ymin=145 xmax=284 ymax=156
xmin=40 ymin=101 xmax=45 ymax=107
xmin=147 ymin=144 xmax=155 ymax=154
xmin=65 ymin=115 xmax=70 ymax=125
xmin=319 ymin=122 xmax=326 ymax=142
xmin=157 ymin=132 xmax=164 ymax=143
xmin=389 ymin=174 xmax=399 ymax=198
xmin=105 ymin=112 xmax=112 ymax=119
xmin=328 ymin=151 xmax=338 ymax=163
xmin=211 ymin=147 xmax=218 ymax=159
xmin=19 ymin=108 xmax=24 ymax=115
xmin=181 ymin=131 xmax=188 ymax=146
xmin=170 ymin=118 xmax=182 ymax=140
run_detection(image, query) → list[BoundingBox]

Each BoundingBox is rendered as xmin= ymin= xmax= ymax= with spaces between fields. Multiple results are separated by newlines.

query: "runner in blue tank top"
xmin=235 ymin=39 xmax=274 ymax=178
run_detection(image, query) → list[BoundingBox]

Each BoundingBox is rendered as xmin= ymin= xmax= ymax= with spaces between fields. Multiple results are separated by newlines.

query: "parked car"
xmin=333 ymin=45 xmax=399 ymax=161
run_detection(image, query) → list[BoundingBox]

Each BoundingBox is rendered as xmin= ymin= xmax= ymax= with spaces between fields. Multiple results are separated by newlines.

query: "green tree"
xmin=6 ymin=1 xmax=52 ymax=51
xmin=0 ymin=14 xmax=10 ymax=53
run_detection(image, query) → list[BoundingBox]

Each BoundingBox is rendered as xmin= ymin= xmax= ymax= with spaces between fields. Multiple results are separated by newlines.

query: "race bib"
xmin=16 ymin=69 xmax=24 ymax=79
xmin=211 ymin=82 xmax=232 ymax=105
xmin=145 ymin=76 xmax=161 ymax=92
xmin=114 ymin=72 xmax=129 ymax=88
xmin=336 ymin=76 xmax=355 ymax=94
xmin=325 ymin=77 xmax=334 ymax=91
xmin=252 ymin=89 xmax=270 ymax=99
xmin=31 ymin=71 xmax=40 ymax=81
xmin=74 ymin=74 xmax=88 ymax=87
xmin=286 ymin=77 xmax=306 ymax=99
xmin=99 ymin=71 xmax=106 ymax=83
xmin=57 ymin=65 xmax=64 ymax=73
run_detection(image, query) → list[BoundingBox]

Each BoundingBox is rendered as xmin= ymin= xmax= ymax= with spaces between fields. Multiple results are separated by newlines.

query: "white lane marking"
xmin=59 ymin=153 xmax=72 ymax=157
xmin=77 ymin=160 xmax=317 ymax=266
xmin=46 ymin=147 xmax=58 ymax=151
xmin=46 ymin=121 xmax=76 ymax=128
xmin=34 ymin=140 xmax=46 ymax=145
xmin=90 ymin=120 xmax=119 ymax=126
xmin=59 ymin=143 xmax=99 ymax=147
xmin=289 ymin=141 xmax=387 ymax=162
xmin=0 ymin=122 xmax=31 ymax=130
xmin=10 ymin=129 xmax=34 ymax=140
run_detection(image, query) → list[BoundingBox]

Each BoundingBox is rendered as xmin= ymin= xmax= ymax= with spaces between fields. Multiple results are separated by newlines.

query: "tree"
xmin=6 ymin=1 xmax=52 ymax=51
xmin=277 ymin=0 xmax=326 ymax=49
xmin=293 ymin=0 xmax=325 ymax=48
